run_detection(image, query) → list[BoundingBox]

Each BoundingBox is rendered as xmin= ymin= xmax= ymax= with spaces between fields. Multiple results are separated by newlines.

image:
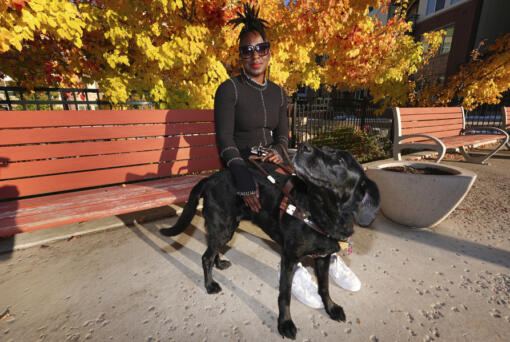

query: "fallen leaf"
xmin=0 ymin=309 xmax=11 ymax=323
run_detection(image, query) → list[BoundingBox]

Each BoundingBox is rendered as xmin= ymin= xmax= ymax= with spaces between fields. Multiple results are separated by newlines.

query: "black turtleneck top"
xmin=214 ymin=74 xmax=289 ymax=195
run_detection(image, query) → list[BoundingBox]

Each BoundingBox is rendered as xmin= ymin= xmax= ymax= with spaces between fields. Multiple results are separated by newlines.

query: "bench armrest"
xmin=459 ymin=126 xmax=509 ymax=164
xmin=394 ymin=134 xmax=446 ymax=163
xmin=397 ymin=134 xmax=444 ymax=146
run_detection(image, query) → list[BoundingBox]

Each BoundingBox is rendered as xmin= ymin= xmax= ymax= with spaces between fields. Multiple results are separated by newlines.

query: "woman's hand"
xmin=262 ymin=151 xmax=282 ymax=164
xmin=242 ymin=185 xmax=261 ymax=213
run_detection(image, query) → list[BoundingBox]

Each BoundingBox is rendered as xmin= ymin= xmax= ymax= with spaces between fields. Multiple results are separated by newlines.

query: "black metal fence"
xmin=464 ymin=103 xmax=505 ymax=128
xmin=289 ymin=97 xmax=508 ymax=148
xmin=0 ymin=86 xmax=157 ymax=111
xmin=289 ymin=97 xmax=393 ymax=148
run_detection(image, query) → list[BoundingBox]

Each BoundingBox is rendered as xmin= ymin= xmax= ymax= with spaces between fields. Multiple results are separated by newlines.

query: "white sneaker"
xmin=278 ymin=263 xmax=324 ymax=309
xmin=329 ymin=254 xmax=361 ymax=292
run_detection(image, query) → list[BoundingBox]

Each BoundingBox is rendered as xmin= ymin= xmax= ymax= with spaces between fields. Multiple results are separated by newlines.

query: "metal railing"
xmin=289 ymin=98 xmax=509 ymax=147
xmin=289 ymin=97 xmax=393 ymax=148
xmin=0 ymin=86 xmax=157 ymax=111
xmin=464 ymin=104 xmax=505 ymax=128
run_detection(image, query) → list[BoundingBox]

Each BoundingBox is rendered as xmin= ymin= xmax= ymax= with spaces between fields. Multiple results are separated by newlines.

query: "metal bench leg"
xmin=459 ymin=136 xmax=509 ymax=164
xmin=393 ymin=143 xmax=402 ymax=160
xmin=434 ymin=147 xmax=446 ymax=163
xmin=505 ymin=126 xmax=510 ymax=150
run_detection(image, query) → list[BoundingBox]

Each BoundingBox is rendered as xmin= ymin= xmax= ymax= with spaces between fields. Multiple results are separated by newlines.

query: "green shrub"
xmin=309 ymin=126 xmax=391 ymax=163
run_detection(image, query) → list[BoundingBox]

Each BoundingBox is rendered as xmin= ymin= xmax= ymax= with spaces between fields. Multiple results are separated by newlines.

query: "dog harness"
xmin=248 ymin=149 xmax=338 ymax=239
xmin=247 ymin=147 xmax=352 ymax=255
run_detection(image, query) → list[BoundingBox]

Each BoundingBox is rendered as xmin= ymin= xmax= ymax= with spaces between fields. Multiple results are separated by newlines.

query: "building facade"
xmin=411 ymin=0 xmax=510 ymax=81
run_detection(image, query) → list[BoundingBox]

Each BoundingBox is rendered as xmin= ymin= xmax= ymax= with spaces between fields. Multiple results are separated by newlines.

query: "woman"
xmin=214 ymin=5 xmax=287 ymax=213
xmin=214 ymin=4 xmax=360 ymax=309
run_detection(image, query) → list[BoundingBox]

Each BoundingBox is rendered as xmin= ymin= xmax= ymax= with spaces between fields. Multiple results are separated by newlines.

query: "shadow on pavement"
xmin=126 ymin=220 xmax=278 ymax=326
xmin=374 ymin=215 xmax=510 ymax=268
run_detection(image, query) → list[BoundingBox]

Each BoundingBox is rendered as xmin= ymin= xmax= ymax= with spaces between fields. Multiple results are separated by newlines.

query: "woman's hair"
xmin=228 ymin=3 xmax=269 ymax=42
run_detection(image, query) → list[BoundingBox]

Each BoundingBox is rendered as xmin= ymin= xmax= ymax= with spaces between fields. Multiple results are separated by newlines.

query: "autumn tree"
xmin=0 ymin=0 xmax=444 ymax=109
xmin=413 ymin=33 xmax=510 ymax=110
xmin=0 ymin=0 xmax=86 ymax=86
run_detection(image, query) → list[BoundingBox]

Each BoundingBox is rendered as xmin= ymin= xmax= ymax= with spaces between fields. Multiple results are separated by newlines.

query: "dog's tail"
xmin=159 ymin=177 xmax=209 ymax=236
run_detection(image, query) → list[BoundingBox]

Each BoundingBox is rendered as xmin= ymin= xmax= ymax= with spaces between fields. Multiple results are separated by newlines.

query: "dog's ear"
xmin=353 ymin=177 xmax=380 ymax=227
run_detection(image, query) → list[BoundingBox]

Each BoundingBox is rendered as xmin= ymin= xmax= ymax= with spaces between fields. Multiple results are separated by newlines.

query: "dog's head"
xmin=293 ymin=143 xmax=380 ymax=230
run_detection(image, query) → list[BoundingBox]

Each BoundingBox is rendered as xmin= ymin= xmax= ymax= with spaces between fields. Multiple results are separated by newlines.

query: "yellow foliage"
xmin=3 ymin=0 xmax=499 ymax=110
xmin=414 ymin=33 xmax=510 ymax=110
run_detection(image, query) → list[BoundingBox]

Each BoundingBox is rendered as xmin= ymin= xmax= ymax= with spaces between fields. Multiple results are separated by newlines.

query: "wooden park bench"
xmin=0 ymin=109 xmax=222 ymax=237
xmin=393 ymin=107 xmax=509 ymax=164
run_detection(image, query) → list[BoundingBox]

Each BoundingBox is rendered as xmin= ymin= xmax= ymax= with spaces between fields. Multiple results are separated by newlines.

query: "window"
xmin=426 ymin=0 xmax=436 ymax=15
xmin=435 ymin=0 xmax=445 ymax=11
xmin=450 ymin=0 xmax=462 ymax=5
xmin=426 ymin=0 xmax=447 ymax=15
xmin=439 ymin=25 xmax=454 ymax=54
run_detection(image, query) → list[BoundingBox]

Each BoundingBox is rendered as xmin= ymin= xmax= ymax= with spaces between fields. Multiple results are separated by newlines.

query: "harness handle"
xmin=247 ymin=155 xmax=333 ymax=239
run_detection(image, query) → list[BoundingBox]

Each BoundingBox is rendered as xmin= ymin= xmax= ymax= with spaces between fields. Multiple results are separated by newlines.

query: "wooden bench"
xmin=502 ymin=106 xmax=510 ymax=150
xmin=0 ymin=109 xmax=222 ymax=237
xmin=393 ymin=107 xmax=509 ymax=164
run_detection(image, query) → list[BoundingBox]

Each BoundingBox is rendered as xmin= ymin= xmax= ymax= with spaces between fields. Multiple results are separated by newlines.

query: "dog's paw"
xmin=277 ymin=319 xmax=297 ymax=340
xmin=326 ymin=304 xmax=346 ymax=322
xmin=215 ymin=259 xmax=232 ymax=270
xmin=206 ymin=281 xmax=222 ymax=294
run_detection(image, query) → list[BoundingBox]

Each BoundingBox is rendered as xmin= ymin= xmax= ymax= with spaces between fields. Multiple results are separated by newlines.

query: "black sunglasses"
xmin=239 ymin=42 xmax=270 ymax=59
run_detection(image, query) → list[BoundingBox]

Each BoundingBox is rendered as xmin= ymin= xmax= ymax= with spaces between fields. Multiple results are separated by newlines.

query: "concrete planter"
xmin=365 ymin=161 xmax=477 ymax=228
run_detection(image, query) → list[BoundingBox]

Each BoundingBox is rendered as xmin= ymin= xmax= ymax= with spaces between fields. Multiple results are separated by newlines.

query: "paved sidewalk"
xmin=1 ymin=149 xmax=509 ymax=341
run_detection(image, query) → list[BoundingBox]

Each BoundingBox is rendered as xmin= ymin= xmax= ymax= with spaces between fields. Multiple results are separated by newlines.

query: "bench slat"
xmin=0 ymin=175 xmax=206 ymax=218
xmin=0 ymin=190 xmax=190 ymax=236
xmin=398 ymin=107 xmax=463 ymax=115
xmin=0 ymin=146 xmax=219 ymax=180
xmin=402 ymin=125 xmax=463 ymax=135
xmin=0 ymin=135 xmax=216 ymax=162
xmin=406 ymin=134 xmax=504 ymax=148
xmin=401 ymin=118 xmax=463 ymax=128
xmin=0 ymin=122 xmax=215 ymax=145
xmin=400 ymin=113 xmax=463 ymax=121
xmin=441 ymin=134 xmax=506 ymax=148
xmin=401 ymin=130 xmax=461 ymax=142
xmin=0 ymin=175 xmax=210 ymax=236
xmin=0 ymin=109 xmax=214 ymax=128
xmin=0 ymin=157 xmax=222 ymax=199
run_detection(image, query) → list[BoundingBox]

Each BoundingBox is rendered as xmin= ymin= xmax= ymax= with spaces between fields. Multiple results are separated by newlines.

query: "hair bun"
xmin=228 ymin=3 xmax=269 ymax=41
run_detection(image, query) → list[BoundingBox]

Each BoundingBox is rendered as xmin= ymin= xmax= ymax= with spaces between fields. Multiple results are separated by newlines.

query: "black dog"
xmin=160 ymin=143 xmax=380 ymax=339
